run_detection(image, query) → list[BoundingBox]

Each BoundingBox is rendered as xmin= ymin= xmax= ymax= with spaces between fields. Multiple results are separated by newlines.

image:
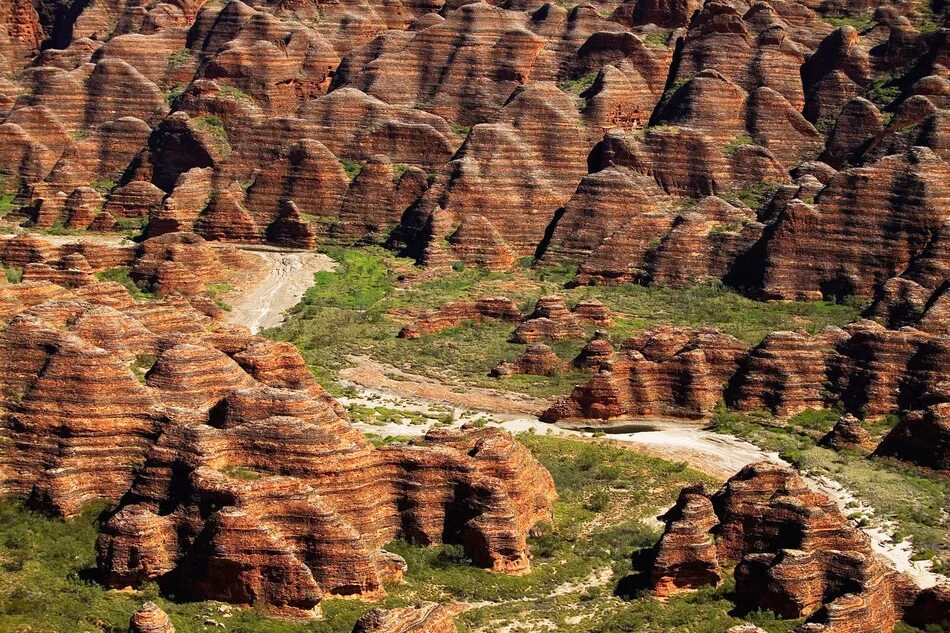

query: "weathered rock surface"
xmin=491 ymin=343 xmax=566 ymax=378
xmin=546 ymin=319 xmax=949 ymax=442
xmin=0 ymin=0 xmax=943 ymax=304
xmin=874 ymin=403 xmax=950 ymax=471
xmin=398 ymin=297 xmax=522 ymax=339
xmin=512 ymin=296 xmax=585 ymax=344
xmin=650 ymin=484 xmax=722 ymax=595
xmin=352 ymin=602 xmax=463 ymax=633
xmin=0 ymin=269 xmax=556 ymax=611
xmin=650 ymin=463 xmax=924 ymax=633
xmin=544 ymin=326 xmax=749 ymax=421
xmin=820 ymin=414 xmax=874 ymax=453
xmin=129 ymin=602 xmax=175 ymax=633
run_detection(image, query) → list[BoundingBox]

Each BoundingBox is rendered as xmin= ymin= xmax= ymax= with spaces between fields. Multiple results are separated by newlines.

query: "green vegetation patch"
xmin=347 ymin=403 xmax=455 ymax=427
xmin=3 ymin=267 xmax=21 ymax=284
xmin=558 ymin=71 xmax=599 ymax=96
xmin=392 ymin=163 xmax=410 ymax=180
xmin=642 ymin=29 xmax=673 ymax=49
xmin=720 ymin=181 xmax=780 ymax=212
xmin=339 ymin=159 xmax=363 ymax=180
xmin=0 ymin=192 xmax=14 ymax=218
xmin=449 ymin=122 xmax=471 ymax=137
xmin=164 ymin=82 xmax=186 ymax=103
xmin=865 ymin=75 xmax=902 ymax=109
xmin=114 ymin=216 xmax=146 ymax=234
xmin=90 ymin=178 xmax=117 ymax=194
xmin=130 ymin=352 xmax=156 ymax=383
xmin=218 ymin=84 xmax=252 ymax=102
xmin=268 ymin=247 xmax=861 ymax=397
xmin=821 ymin=11 xmax=875 ymax=31
xmin=167 ymin=48 xmax=193 ymax=68
xmin=722 ymin=134 xmax=756 ymax=156
xmin=95 ymin=267 xmax=155 ymax=301
xmin=192 ymin=115 xmax=231 ymax=156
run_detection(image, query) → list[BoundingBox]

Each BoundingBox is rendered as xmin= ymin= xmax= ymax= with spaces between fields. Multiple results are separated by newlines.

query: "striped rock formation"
xmin=650 ymin=462 xmax=936 ymax=633
xmin=0 ymin=268 xmax=556 ymax=612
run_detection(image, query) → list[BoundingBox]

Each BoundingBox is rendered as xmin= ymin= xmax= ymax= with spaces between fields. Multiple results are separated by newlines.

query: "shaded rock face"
xmin=543 ymin=326 xmax=750 ymax=421
xmin=650 ymin=463 xmax=921 ymax=633
xmin=874 ymin=403 xmax=950 ymax=471
xmin=757 ymin=148 xmax=949 ymax=302
xmin=650 ymin=485 xmax=722 ymax=595
xmin=0 ymin=262 xmax=556 ymax=612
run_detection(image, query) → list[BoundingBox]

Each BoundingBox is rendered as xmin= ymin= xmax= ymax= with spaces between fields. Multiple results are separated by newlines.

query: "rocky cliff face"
xmin=0 ymin=238 xmax=557 ymax=612
xmin=545 ymin=320 xmax=949 ymax=426
xmin=542 ymin=326 xmax=751 ymax=420
xmin=649 ymin=462 xmax=936 ymax=633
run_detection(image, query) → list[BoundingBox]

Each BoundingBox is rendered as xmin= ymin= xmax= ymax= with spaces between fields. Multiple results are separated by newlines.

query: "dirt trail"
xmin=339 ymin=356 xmax=944 ymax=590
xmin=339 ymin=355 xmax=549 ymax=415
xmin=227 ymin=248 xmax=335 ymax=333
xmin=4 ymin=231 xmax=334 ymax=336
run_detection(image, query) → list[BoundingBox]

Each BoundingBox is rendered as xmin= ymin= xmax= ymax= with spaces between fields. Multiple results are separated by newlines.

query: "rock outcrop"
xmin=546 ymin=319 xmax=950 ymax=432
xmin=874 ymin=404 xmax=950 ymax=471
xmin=512 ymin=296 xmax=585 ymax=344
xmin=0 ymin=0 xmax=943 ymax=304
xmin=128 ymin=602 xmax=175 ymax=633
xmin=650 ymin=484 xmax=722 ymax=595
xmin=820 ymin=414 xmax=874 ymax=453
xmin=352 ymin=602 xmax=463 ymax=633
xmin=491 ymin=343 xmax=565 ymax=378
xmin=0 ymin=271 xmax=556 ymax=611
xmin=543 ymin=327 xmax=749 ymax=421
xmin=650 ymin=463 xmax=924 ymax=633
xmin=398 ymin=297 xmax=522 ymax=339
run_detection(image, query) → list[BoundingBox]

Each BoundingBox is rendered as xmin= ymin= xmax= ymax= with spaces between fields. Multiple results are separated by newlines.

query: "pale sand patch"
xmin=227 ymin=248 xmax=336 ymax=334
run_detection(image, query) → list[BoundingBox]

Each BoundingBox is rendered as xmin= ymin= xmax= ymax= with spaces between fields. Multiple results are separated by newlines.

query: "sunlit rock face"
xmin=0 ymin=236 xmax=557 ymax=612
xmin=649 ymin=462 xmax=935 ymax=633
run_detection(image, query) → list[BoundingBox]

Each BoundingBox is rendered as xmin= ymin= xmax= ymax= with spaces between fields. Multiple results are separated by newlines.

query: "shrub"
xmin=95 ymin=267 xmax=155 ymax=301
xmin=557 ymin=71 xmax=598 ymax=95
xmin=822 ymin=11 xmax=875 ymax=31
xmin=217 ymin=85 xmax=252 ymax=102
xmin=130 ymin=353 xmax=156 ymax=383
xmin=722 ymin=134 xmax=756 ymax=156
xmin=90 ymin=178 xmax=117 ymax=194
xmin=167 ymin=48 xmax=192 ymax=67
xmin=449 ymin=123 xmax=471 ymax=137
xmin=721 ymin=181 xmax=780 ymax=212
xmin=191 ymin=115 xmax=231 ymax=156
xmin=865 ymin=76 xmax=901 ymax=108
